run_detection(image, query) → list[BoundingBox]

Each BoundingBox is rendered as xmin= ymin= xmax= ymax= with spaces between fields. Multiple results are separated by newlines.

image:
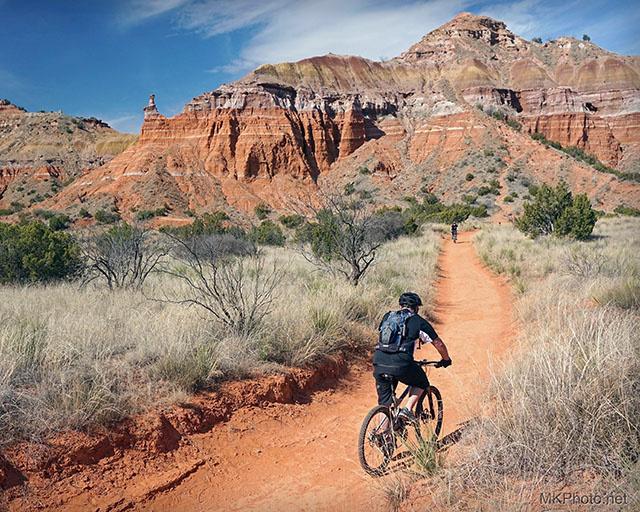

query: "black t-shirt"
xmin=373 ymin=309 xmax=439 ymax=368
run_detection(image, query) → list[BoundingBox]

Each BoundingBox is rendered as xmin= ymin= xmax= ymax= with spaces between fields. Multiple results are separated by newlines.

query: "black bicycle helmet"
xmin=399 ymin=292 xmax=422 ymax=308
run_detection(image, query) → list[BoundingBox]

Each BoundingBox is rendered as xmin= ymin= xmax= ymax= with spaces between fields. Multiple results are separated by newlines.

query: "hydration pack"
xmin=377 ymin=310 xmax=415 ymax=353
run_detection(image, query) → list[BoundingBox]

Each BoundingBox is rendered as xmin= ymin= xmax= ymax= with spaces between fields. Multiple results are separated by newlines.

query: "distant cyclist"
xmin=373 ymin=292 xmax=451 ymax=423
xmin=451 ymin=222 xmax=458 ymax=243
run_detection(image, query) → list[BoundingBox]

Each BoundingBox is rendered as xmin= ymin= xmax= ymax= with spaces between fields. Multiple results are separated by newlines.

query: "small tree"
xmin=254 ymin=202 xmax=271 ymax=220
xmin=532 ymin=37 xmax=543 ymax=44
xmin=583 ymin=34 xmax=591 ymax=42
xmin=298 ymin=192 xmax=382 ymax=286
xmin=80 ymin=223 xmax=168 ymax=289
xmin=0 ymin=221 xmax=81 ymax=284
xmin=251 ymin=220 xmax=285 ymax=246
xmin=555 ymin=193 xmax=597 ymax=240
xmin=516 ymin=182 xmax=596 ymax=239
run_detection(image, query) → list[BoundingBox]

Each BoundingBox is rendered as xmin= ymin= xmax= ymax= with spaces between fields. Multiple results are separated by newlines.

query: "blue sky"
xmin=2 ymin=0 xmax=639 ymax=133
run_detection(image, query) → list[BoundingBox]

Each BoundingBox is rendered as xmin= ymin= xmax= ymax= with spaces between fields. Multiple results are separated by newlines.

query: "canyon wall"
xmin=31 ymin=13 xmax=640 ymax=218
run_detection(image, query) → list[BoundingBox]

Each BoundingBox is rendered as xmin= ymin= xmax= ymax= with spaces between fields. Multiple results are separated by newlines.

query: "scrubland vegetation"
xmin=0 ymin=205 xmax=442 ymax=447
xmin=429 ymin=216 xmax=639 ymax=510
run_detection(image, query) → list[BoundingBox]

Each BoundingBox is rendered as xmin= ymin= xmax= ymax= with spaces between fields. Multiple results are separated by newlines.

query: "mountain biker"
xmin=373 ymin=292 xmax=451 ymax=423
xmin=451 ymin=222 xmax=458 ymax=243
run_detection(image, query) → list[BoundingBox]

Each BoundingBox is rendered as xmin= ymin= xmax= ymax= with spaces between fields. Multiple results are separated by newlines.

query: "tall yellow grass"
xmin=431 ymin=216 xmax=640 ymax=510
xmin=0 ymin=228 xmax=441 ymax=446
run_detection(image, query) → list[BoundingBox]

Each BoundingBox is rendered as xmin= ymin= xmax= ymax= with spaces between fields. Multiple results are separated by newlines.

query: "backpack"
xmin=377 ymin=310 xmax=415 ymax=353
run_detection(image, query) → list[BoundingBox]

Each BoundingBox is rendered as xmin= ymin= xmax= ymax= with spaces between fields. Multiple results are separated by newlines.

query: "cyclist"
xmin=373 ymin=292 xmax=451 ymax=423
xmin=451 ymin=222 xmax=458 ymax=243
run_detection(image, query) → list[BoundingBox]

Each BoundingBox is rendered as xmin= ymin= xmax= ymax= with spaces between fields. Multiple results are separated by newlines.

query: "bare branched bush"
xmin=297 ymin=192 xmax=382 ymax=286
xmin=160 ymin=233 xmax=283 ymax=336
xmin=560 ymin=246 xmax=607 ymax=277
xmin=80 ymin=223 xmax=168 ymax=289
xmin=0 ymin=228 xmax=441 ymax=447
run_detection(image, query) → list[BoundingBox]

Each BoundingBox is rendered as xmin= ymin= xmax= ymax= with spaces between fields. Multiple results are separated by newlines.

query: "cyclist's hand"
xmin=436 ymin=358 xmax=452 ymax=368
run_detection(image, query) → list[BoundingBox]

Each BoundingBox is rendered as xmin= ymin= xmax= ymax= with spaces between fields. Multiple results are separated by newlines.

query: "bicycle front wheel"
xmin=416 ymin=386 xmax=443 ymax=442
xmin=358 ymin=405 xmax=395 ymax=477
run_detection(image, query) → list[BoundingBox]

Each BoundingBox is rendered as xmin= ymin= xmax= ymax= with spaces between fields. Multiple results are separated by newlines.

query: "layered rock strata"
xmin=47 ymin=13 xmax=640 ymax=218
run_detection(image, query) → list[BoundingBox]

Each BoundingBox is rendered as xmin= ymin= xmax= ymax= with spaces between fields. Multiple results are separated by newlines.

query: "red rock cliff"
xmin=48 ymin=13 xmax=640 ymax=219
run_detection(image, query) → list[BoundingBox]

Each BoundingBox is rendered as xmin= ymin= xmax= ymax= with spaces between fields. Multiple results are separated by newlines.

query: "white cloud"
xmin=132 ymin=0 xmax=472 ymax=73
xmin=103 ymin=113 xmax=143 ymax=133
xmin=123 ymin=0 xmax=639 ymax=78
xmin=478 ymin=0 xmax=640 ymax=51
xmin=242 ymin=1 xmax=464 ymax=61
xmin=120 ymin=0 xmax=190 ymax=25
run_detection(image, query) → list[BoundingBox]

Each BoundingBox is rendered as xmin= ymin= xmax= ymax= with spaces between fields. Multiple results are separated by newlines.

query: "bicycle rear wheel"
xmin=358 ymin=405 xmax=395 ymax=477
xmin=415 ymin=386 xmax=443 ymax=442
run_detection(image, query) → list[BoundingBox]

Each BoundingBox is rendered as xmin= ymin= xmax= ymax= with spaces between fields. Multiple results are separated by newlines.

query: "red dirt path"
xmin=4 ymin=230 xmax=516 ymax=511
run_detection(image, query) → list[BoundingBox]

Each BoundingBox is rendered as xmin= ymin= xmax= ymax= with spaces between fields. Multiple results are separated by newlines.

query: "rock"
xmin=21 ymin=13 xmax=640 ymax=218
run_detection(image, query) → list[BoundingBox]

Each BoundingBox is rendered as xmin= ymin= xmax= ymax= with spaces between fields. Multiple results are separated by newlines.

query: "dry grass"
xmin=0 ymin=228 xmax=441 ymax=447
xmin=428 ymin=216 xmax=640 ymax=510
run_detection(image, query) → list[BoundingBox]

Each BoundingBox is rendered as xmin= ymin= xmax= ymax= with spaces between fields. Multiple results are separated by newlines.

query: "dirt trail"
xmin=8 ymin=231 xmax=515 ymax=512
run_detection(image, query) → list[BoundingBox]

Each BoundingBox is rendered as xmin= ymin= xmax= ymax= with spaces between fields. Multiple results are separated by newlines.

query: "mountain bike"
xmin=452 ymin=231 xmax=457 ymax=243
xmin=357 ymin=360 xmax=443 ymax=477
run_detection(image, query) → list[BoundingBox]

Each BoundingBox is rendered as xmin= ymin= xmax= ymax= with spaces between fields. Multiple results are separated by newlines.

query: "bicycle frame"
xmin=388 ymin=360 xmax=439 ymax=418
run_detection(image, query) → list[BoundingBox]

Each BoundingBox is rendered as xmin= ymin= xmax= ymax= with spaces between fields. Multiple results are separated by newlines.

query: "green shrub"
xmin=279 ymin=214 xmax=305 ymax=229
xmin=0 ymin=209 xmax=13 ymax=216
xmin=164 ymin=211 xmax=231 ymax=239
xmin=254 ymin=202 xmax=271 ymax=220
xmin=492 ymin=111 xmax=504 ymax=121
xmin=343 ymin=183 xmax=356 ymax=196
xmin=465 ymin=173 xmax=474 ymax=181
xmin=135 ymin=204 xmax=169 ymax=222
xmin=251 ymin=220 xmax=285 ymax=246
xmin=0 ymin=221 xmax=81 ymax=283
xmin=94 ymin=209 xmax=120 ymax=224
xmin=506 ymin=119 xmax=522 ymax=131
xmin=470 ymin=205 xmax=488 ymax=218
xmin=78 ymin=208 xmax=92 ymax=218
xmin=504 ymin=196 xmax=514 ymax=203
xmin=462 ymin=194 xmax=477 ymax=204
xmin=532 ymin=36 xmax=543 ymax=43
xmin=555 ymin=194 xmax=597 ymax=240
xmin=358 ymin=166 xmax=371 ymax=175
xmin=516 ymin=182 xmax=596 ymax=240
xmin=528 ymin=184 xmax=539 ymax=196
xmin=614 ymin=205 xmax=640 ymax=217
xmin=48 ymin=215 xmax=70 ymax=231
xmin=484 ymin=149 xmax=494 ymax=157
xmin=438 ymin=204 xmax=472 ymax=224
xmin=135 ymin=210 xmax=155 ymax=221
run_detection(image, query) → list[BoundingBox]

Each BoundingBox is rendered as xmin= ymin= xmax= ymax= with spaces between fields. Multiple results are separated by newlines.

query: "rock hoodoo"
xmin=143 ymin=94 xmax=159 ymax=119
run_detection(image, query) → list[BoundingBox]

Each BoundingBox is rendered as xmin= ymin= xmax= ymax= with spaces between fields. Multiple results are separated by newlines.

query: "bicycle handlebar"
xmin=418 ymin=360 xmax=441 ymax=366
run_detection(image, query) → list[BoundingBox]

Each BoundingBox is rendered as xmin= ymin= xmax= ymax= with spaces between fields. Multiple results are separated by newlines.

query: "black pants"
xmin=373 ymin=364 xmax=429 ymax=406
